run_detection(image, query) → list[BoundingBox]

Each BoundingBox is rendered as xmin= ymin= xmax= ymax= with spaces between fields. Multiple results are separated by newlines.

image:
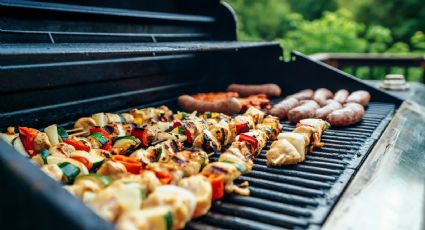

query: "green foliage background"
xmin=225 ymin=0 xmax=425 ymax=81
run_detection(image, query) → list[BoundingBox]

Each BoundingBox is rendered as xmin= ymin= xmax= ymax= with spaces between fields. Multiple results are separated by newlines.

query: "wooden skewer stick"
xmin=69 ymin=130 xmax=90 ymax=137
xmin=66 ymin=127 xmax=84 ymax=133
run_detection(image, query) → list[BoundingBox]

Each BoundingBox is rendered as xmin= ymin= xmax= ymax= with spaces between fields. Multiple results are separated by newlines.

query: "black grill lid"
xmin=0 ymin=0 xmax=236 ymax=43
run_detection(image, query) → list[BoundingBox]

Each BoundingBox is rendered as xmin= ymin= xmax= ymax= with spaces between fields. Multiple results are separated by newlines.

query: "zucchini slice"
xmin=70 ymin=151 xmax=104 ymax=171
xmin=112 ymin=136 xmax=140 ymax=155
xmin=47 ymin=155 xmax=89 ymax=176
xmin=12 ymin=136 xmax=28 ymax=156
xmin=39 ymin=149 xmax=51 ymax=164
xmin=89 ymin=132 xmax=109 ymax=145
xmin=75 ymin=173 xmax=112 ymax=188
xmin=57 ymin=126 xmax=69 ymax=141
xmin=58 ymin=162 xmax=80 ymax=183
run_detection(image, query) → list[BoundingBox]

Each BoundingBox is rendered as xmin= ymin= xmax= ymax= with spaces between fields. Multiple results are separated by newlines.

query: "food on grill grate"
xmin=238 ymin=93 xmax=271 ymax=112
xmin=313 ymin=88 xmax=334 ymax=106
xmin=269 ymin=97 xmax=299 ymax=118
xmin=333 ymin=89 xmax=349 ymax=104
xmin=227 ymin=83 xmax=282 ymax=97
xmin=286 ymin=89 xmax=314 ymax=100
xmin=0 ymin=104 xmax=285 ymax=229
xmin=326 ymin=102 xmax=365 ymax=126
xmin=273 ymin=89 xmax=371 ymax=126
xmin=287 ymin=100 xmax=320 ymax=122
xmin=178 ymin=95 xmax=242 ymax=115
xmin=315 ymin=100 xmax=343 ymax=119
xmin=346 ymin=90 xmax=371 ymax=106
xmin=266 ymin=118 xmax=329 ymax=166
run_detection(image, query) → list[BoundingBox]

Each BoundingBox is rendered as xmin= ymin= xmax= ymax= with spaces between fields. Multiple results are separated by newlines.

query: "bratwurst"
xmin=227 ymin=83 xmax=282 ymax=97
xmin=286 ymin=89 xmax=314 ymax=100
xmin=178 ymin=95 xmax=241 ymax=115
xmin=270 ymin=97 xmax=299 ymax=118
xmin=346 ymin=90 xmax=371 ymax=106
xmin=315 ymin=100 xmax=342 ymax=119
xmin=326 ymin=103 xmax=365 ymax=126
xmin=313 ymin=88 xmax=334 ymax=106
xmin=287 ymin=100 xmax=320 ymax=123
xmin=333 ymin=89 xmax=349 ymax=104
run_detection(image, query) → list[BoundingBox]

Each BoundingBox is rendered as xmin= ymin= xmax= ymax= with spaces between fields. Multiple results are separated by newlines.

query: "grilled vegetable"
xmin=75 ymin=174 xmax=112 ymax=188
xmin=154 ymin=171 xmax=173 ymax=185
xmin=63 ymin=139 xmax=90 ymax=152
xmin=131 ymin=127 xmax=150 ymax=147
xmin=70 ymin=151 xmax=104 ymax=171
xmin=92 ymin=113 xmax=108 ymax=127
xmin=207 ymin=174 xmax=224 ymax=200
xmin=112 ymin=136 xmax=140 ymax=155
xmin=46 ymin=155 xmax=89 ymax=176
xmin=58 ymin=162 xmax=81 ymax=183
xmin=11 ymin=136 xmax=27 ymax=156
xmin=18 ymin=127 xmax=39 ymax=156
xmin=39 ymin=149 xmax=51 ymax=164
xmin=45 ymin=124 xmax=60 ymax=146
xmin=111 ymin=155 xmax=142 ymax=174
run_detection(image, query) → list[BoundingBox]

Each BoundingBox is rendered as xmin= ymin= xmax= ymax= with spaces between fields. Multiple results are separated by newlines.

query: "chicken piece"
xmin=219 ymin=145 xmax=254 ymax=174
xmin=278 ymin=132 xmax=308 ymax=161
xmin=233 ymin=115 xmax=255 ymax=130
xmin=105 ymin=113 xmax=123 ymax=124
xmin=257 ymin=115 xmax=282 ymax=141
xmin=193 ymin=130 xmax=221 ymax=153
xmin=229 ymin=141 xmax=254 ymax=159
xmin=86 ymin=180 xmax=144 ymax=221
xmin=266 ymin=139 xmax=302 ymax=166
xmin=293 ymin=125 xmax=322 ymax=151
xmin=97 ymin=160 xmax=128 ymax=180
xmin=207 ymin=120 xmax=233 ymax=146
xmin=120 ymin=113 xmax=134 ymax=124
xmin=48 ymin=142 xmax=76 ymax=157
xmin=235 ymin=130 xmax=268 ymax=156
xmin=116 ymin=207 xmax=173 ymax=230
xmin=177 ymin=175 xmax=212 ymax=218
xmin=33 ymin=132 xmax=51 ymax=153
xmin=41 ymin=164 xmax=63 ymax=181
xmin=298 ymin=118 xmax=330 ymax=139
xmin=64 ymin=179 xmax=102 ymax=198
xmin=143 ymin=185 xmax=196 ymax=229
xmin=130 ymin=148 xmax=154 ymax=165
xmin=244 ymin=107 xmax=265 ymax=124
xmin=146 ymin=163 xmax=184 ymax=185
xmin=202 ymin=162 xmax=241 ymax=190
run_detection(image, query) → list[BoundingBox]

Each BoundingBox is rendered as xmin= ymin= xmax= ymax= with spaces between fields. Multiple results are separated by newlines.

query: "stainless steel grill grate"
xmin=188 ymin=102 xmax=395 ymax=230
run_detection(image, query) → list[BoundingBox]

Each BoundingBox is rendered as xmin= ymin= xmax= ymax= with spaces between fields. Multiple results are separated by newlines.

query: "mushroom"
xmin=70 ymin=117 xmax=96 ymax=136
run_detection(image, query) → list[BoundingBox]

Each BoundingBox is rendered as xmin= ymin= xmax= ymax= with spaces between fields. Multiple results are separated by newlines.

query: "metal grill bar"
xmin=189 ymin=102 xmax=395 ymax=229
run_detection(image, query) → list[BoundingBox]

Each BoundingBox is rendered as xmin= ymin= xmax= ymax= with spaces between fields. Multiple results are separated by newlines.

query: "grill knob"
xmin=379 ymin=74 xmax=410 ymax=91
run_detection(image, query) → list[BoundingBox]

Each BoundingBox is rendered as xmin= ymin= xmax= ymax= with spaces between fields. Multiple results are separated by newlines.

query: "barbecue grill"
xmin=1 ymin=1 xmax=424 ymax=230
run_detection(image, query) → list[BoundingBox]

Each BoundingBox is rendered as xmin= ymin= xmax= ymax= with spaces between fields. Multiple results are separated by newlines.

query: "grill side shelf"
xmin=190 ymin=102 xmax=395 ymax=230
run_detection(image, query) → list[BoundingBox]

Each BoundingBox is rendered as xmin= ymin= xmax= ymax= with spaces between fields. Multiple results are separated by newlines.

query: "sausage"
xmin=287 ymin=100 xmax=320 ymax=123
xmin=326 ymin=103 xmax=365 ymax=126
xmin=178 ymin=95 xmax=241 ymax=115
xmin=346 ymin=90 xmax=371 ymax=106
xmin=313 ymin=88 xmax=333 ymax=106
xmin=333 ymin=89 xmax=349 ymax=104
xmin=227 ymin=83 xmax=281 ymax=97
xmin=315 ymin=100 xmax=342 ymax=119
xmin=269 ymin=97 xmax=299 ymax=118
xmin=286 ymin=89 xmax=314 ymax=100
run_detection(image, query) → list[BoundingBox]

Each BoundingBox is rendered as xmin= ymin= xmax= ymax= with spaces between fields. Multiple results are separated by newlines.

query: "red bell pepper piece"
xmin=70 ymin=156 xmax=91 ymax=170
xmin=185 ymin=129 xmax=193 ymax=144
xmin=235 ymin=122 xmax=249 ymax=134
xmin=172 ymin=121 xmax=182 ymax=129
xmin=207 ymin=174 xmax=224 ymax=200
xmin=111 ymin=155 xmax=142 ymax=174
xmin=18 ymin=127 xmax=39 ymax=156
xmin=131 ymin=127 xmax=149 ymax=147
xmin=63 ymin=139 xmax=91 ymax=152
xmin=238 ymin=133 xmax=258 ymax=150
xmin=154 ymin=171 xmax=173 ymax=185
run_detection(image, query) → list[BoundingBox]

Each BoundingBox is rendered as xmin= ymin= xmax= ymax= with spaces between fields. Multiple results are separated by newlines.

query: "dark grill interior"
xmin=188 ymin=102 xmax=395 ymax=229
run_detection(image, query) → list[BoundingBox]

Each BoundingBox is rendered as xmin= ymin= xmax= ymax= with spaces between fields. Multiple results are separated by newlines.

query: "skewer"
xmin=68 ymin=130 xmax=90 ymax=137
xmin=66 ymin=127 xmax=84 ymax=133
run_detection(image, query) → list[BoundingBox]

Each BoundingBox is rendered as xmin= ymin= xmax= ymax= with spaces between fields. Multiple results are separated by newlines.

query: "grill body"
xmin=0 ymin=1 xmax=403 ymax=229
